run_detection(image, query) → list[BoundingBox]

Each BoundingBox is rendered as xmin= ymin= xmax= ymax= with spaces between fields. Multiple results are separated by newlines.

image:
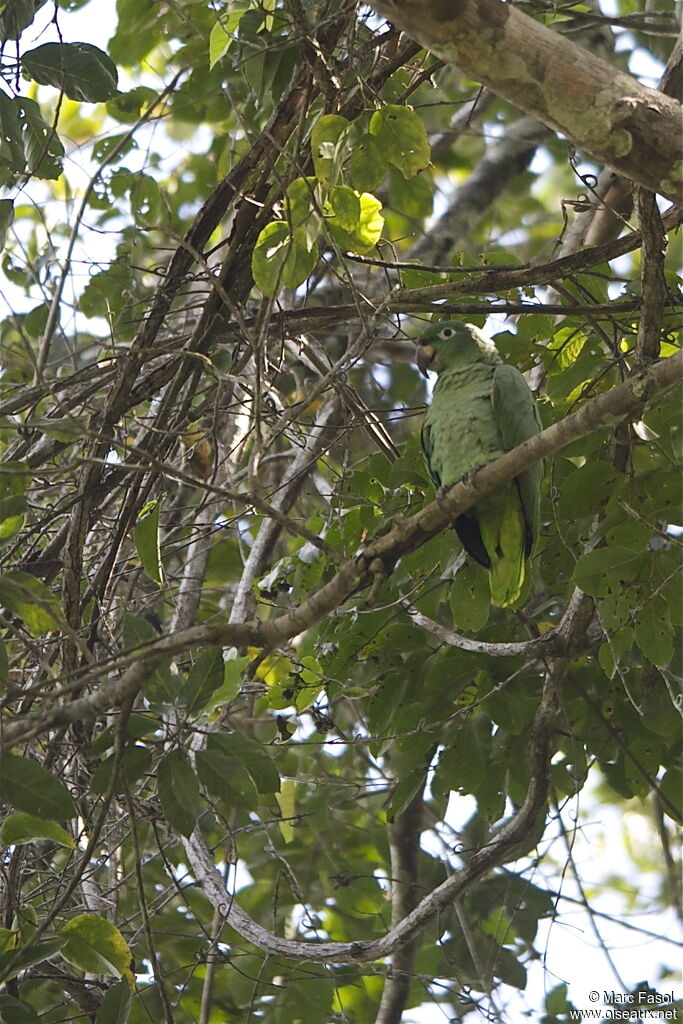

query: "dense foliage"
xmin=0 ymin=1 xmax=680 ymax=1022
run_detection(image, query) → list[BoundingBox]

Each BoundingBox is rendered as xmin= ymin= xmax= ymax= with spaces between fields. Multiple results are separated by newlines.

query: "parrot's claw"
xmin=436 ymin=484 xmax=452 ymax=511
xmin=460 ymin=465 xmax=485 ymax=489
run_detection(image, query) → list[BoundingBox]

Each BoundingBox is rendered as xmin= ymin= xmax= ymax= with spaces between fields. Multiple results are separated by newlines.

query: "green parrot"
xmin=417 ymin=320 xmax=543 ymax=608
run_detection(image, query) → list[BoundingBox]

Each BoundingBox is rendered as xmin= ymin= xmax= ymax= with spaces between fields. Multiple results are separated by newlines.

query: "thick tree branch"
xmin=1 ymin=349 xmax=679 ymax=747
xmin=367 ymin=0 xmax=682 ymax=203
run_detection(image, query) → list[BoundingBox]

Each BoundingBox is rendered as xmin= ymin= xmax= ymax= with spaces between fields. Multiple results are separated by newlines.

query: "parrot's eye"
xmin=440 ymin=328 xmax=454 ymax=338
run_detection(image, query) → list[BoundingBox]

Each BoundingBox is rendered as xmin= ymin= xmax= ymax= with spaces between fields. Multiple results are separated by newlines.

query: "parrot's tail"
xmin=477 ymin=493 xmax=526 ymax=608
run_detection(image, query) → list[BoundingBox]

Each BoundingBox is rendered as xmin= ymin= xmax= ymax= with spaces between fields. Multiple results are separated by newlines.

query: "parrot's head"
xmin=416 ymin=320 xmax=498 ymax=376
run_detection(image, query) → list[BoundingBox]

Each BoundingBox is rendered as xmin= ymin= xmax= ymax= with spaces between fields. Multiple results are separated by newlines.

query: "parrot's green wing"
xmin=491 ymin=363 xmax=543 ymax=555
xmin=420 ymin=419 xmax=440 ymax=489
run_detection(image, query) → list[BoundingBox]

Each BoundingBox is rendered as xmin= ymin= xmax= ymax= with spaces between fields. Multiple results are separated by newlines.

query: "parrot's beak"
xmin=417 ymin=343 xmax=434 ymax=377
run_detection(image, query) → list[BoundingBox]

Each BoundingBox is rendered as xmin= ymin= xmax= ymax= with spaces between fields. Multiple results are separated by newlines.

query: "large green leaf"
xmin=22 ymin=43 xmax=118 ymax=101
xmin=0 ymin=812 xmax=75 ymax=849
xmin=310 ymin=113 xmax=349 ymax=184
xmin=251 ymin=220 xmax=318 ymax=297
xmin=210 ymin=731 xmax=280 ymax=794
xmin=18 ymin=97 xmax=64 ymax=179
xmin=0 ymin=995 xmax=41 ymax=1023
xmin=0 ymin=938 xmax=66 ymax=985
xmin=572 ymin=546 xmax=644 ymax=598
xmin=0 ymin=571 xmax=63 ymax=635
xmin=90 ymin=746 xmax=152 ymax=796
xmin=0 ymin=462 xmax=29 ymax=542
xmin=369 ymin=104 xmax=430 ymax=179
xmin=182 ymin=646 xmax=225 ymax=714
xmin=157 ymin=750 xmax=200 ymax=838
xmin=95 ymin=979 xmax=132 ymax=1024
xmin=0 ymin=754 xmax=77 ymax=820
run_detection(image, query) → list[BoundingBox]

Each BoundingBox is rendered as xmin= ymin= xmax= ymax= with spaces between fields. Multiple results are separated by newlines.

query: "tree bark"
xmin=367 ymin=0 xmax=682 ymax=204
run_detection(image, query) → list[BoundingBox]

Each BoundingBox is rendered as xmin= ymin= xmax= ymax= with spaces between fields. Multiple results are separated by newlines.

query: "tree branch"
xmin=180 ymin=669 xmax=558 ymax=963
xmin=366 ymin=0 xmax=683 ymax=203
xmin=2 ymin=349 xmax=679 ymax=746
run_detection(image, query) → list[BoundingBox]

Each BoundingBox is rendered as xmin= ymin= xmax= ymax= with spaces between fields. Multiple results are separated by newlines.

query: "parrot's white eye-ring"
xmin=440 ymin=327 xmax=454 ymax=338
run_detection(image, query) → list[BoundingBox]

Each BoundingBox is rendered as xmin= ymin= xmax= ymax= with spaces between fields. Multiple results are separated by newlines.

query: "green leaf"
xmin=0 ymin=0 xmax=38 ymax=42
xmin=386 ymin=767 xmax=427 ymax=820
xmin=205 ymin=654 xmax=248 ymax=710
xmin=0 ymin=754 xmax=77 ymax=820
xmin=387 ymin=165 xmax=433 ymax=218
xmin=121 ymin=615 xmax=178 ymax=704
xmin=196 ymin=748 xmax=258 ymax=809
xmin=329 ymin=185 xmax=361 ymax=232
xmin=95 ymin=979 xmax=132 ymax=1024
xmin=183 ymin=647 xmax=225 ymax=714
xmin=22 ymin=43 xmax=118 ymax=102
xmin=0 ymin=200 xmax=14 ymax=250
xmin=348 ymin=132 xmax=386 ymax=192
xmin=25 ymin=414 xmax=88 ymax=443
xmin=251 ymin=220 xmax=318 ymax=297
xmin=210 ymin=731 xmax=280 ymax=794
xmin=634 ymin=598 xmax=674 ymax=667
xmin=209 ymin=11 xmax=243 ymax=68
xmin=284 ymin=176 xmax=322 ymax=251
xmin=326 ymin=191 xmax=383 ymax=254
xmin=90 ymin=746 xmax=153 ymax=796
xmin=134 ymin=498 xmax=163 ymax=585
xmin=17 ymin=97 xmax=64 ymax=179
xmin=157 ymin=750 xmax=200 ymax=838
xmin=659 ymin=767 xmax=682 ymax=822
xmin=598 ymin=628 xmax=632 ymax=680
xmin=310 ymin=114 xmax=349 ymax=184
xmin=0 ymin=995 xmax=41 ymax=1023
xmin=449 ymin=563 xmax=490 ymax=631
xmin=572 ymin=546 xmax=644 ymax=598
xmin=0 ymin=570 xmax=63 ymax=635
xmin=0 ymin=94 xmax=24 ymax=172
xmin=0 ymin=813 xmax=75 ymax=849
xmin=61 ymin=914 xmax=133 ymax=980
xmin=369 ymin=104 xmax=430 ymax=179
xmin=129 ymin=173 xmax=162 ymax=224
xmin=0 ymin=938 xmax=67 ymax=984
xmin=0 ymin=462 xmax=29 ymax=542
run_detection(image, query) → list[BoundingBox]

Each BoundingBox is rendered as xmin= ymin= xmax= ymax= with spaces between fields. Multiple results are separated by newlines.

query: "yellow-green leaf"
xmin=0 ymin=462 xmax=29 ymax=542
xmin=276 ymin=779 xmax=296 ymax=843
xmin=61 ymin=914 xmax=133 ymax=983
xmin=134 ymin=498 xmax=163 ymax=585
xmin=327 ymin=192 xmax=383 ymax=254
xmin=0 ymin=571 xmax=62 ymax=636
xmin=209 ymin=12 xmax=243 ymax=68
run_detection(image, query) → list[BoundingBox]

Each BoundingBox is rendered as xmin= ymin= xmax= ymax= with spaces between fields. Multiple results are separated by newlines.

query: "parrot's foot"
xmin=460 ymin=465 xmax=485 ymax=489
xmin=436 ymin=484 xmax=453 ymax=512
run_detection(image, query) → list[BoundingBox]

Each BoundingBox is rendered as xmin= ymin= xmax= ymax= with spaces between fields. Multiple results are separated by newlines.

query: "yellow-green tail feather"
xmin=477 ymin=492 xmax=526 ymax=608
